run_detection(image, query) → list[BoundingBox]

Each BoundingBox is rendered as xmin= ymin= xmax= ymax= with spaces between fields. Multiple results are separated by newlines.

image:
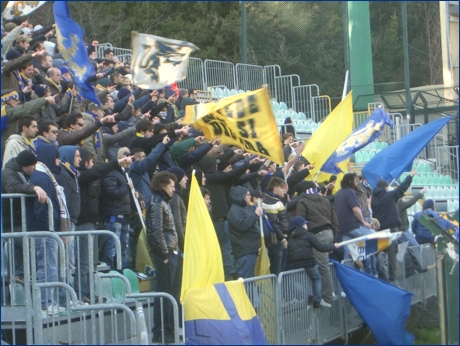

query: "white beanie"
xmin=22 ymin=28 xmax=31 ymax=37
xmin=44 ymin=41 xmax=56 ymax=55
xmin=34 ymin=24 xmax=43 ymax=31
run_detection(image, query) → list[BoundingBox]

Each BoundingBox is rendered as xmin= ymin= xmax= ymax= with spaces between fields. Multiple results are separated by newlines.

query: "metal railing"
xmin=311 ymin=95 xmax=331 ymax=123
xmin=177 ymin=57 xmax=205 ymax=91
xmin=235 ymin=63 xmax=264 ymax=91
xmin=436 ymin=145 xmax=459 ymax=182
xmin=204 ymin=59 xmax=236 ymax=90
xmin=292 ymin=84 xmax=320 ymax=120
xmin=275 ymin=74 xmax=301 ymax=110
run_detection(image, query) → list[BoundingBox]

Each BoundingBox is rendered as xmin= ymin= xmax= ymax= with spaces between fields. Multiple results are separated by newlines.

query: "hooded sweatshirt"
xmin=55 ymin=146 xmax=80 ymax=223
xmin=27 ymin=144 xmax=61 ymax=231
xmin=227 ymin=186 xmax=261 ymax=259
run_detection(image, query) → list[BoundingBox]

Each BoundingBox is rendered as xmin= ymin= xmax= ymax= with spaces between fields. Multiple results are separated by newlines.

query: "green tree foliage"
xmin=16 ymin=1 xmax=443 ymax=99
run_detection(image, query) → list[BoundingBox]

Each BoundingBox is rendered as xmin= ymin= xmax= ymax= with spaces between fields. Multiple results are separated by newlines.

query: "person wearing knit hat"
xmin=167 ymin=166 xmax=187 ymax=189
xmin=288 ymin=215 xmax=339 ymax=309
xmin=411 ymin=199 xmax=436 ymax=245
xmin=31 ymin=84 xmax=49 ymax=98
xmin=60 ymin=66 xmax=70 ymax=79
xmin=5 ymin=49 xmax=21 ymax=61
xmin=96 ymin=78 xmax=110 ymax=91
xmin=15 ymin=150 xmax=38 ymax=168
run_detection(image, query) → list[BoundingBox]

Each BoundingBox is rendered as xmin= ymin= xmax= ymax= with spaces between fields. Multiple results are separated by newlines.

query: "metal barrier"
xmin=263 ymin=65 xmax=282 ymax=100
xmin=338 ymin=260 xmax=364 ymax=336
xmin=116 ymin=54 xmax=132 ymax=64
xmin=243 ymin=274 xmax=280 ymax=345
xmin=292 ymin=84 xmax=320 ymax=120
xmin=135 ymin=301 xmax=149 ymax=345
xmin=311 ymin=95 xmax=331 ymax=123
xmin=177 ymin=57 xmax=206 ymax=91
xmin=204 ymin=59 xmax=236 ymax=90
xmin=95 ymin=43 xmax=114 ymax=59
xmin=275 ymin=75 xmax=301 ymax=110
xmin=420 ymin=244 xmax=437 ymax=304
xmin=277 ymin=269 xmax=315 ymax=344
xmin=235 ymin=63 xmax=264 ymax=91
xmin=313 ymin=263 xmax=345 ymax=344
xmin=436 ymin=145 xmax=459 ymax=182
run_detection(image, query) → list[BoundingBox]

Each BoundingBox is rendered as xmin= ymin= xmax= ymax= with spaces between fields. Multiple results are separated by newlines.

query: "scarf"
xmin=19 ymin=71 xmax=32 ymax=87
xmin=13 ymin=71 xmax=28 ymax=102
xmin=34 ymin=135 xmax=58 ymax=148
xmin=45 ymin=77 xmax=62 ymax=93
xmin=35 ymin=161 xmax=71 ymax=232
xmin=1 ymin=105 xmax=8 ymax=131
xmin=61 ymin=161 xmax=80 ymax=180
xmin=24 ymin=138 xmax=37 ymax=155
xmin=305 ymin=188 xmax=319 ymax=195
xmin=96 ymin=84 xmax=107 ymax=91
xmin=136 ymin=132 xmax=143 ymax=138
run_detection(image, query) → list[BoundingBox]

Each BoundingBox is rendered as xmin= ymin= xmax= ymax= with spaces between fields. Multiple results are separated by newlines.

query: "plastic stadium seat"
xmin=9 ymin=283 xmax=26 ymax=305
xmin=426 ymin=175 xmax=435 ymax=186
xmin=420 ymin=175 xmax=428 ymax=186
xmin=123 ymin=269 xmax=140 ymax=294
xmin=291 ymin=112 xmax=300 ymax=121
xmin=412 ymin=175 xmax=421 ymax=185
xmin=298 ymin=112 xmax=307 ymax=121
xmin=279 ymin=102 xmax=288 ymax=110
xmin=367 ymin=142 xmax=376 ymax=150
xmin=271 ymin=101 xmax=280 ymax=110
xmin=239 ymin=90 xmax=245 ymax=94
xmin=276 ymin=119 xmax=284 ymax=126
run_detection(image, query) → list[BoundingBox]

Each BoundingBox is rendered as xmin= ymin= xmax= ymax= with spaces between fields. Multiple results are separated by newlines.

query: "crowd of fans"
xmin=1 ymin=18 xmax=435 ymax=342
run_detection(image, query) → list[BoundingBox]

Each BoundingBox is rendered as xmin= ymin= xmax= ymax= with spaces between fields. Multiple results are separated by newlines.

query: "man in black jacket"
xmin=147 ymin=171 xmax=181 ymax=344
xmin=200 ymin=154 xmax=250 ymax=280
xmin=371 ymin=169 xmax=417 ymax=281
xmin=2 ymin=150 xmax=47 ymax=280
xmin=288 ymin=216 xmax=339 ymax=309
xmin=262 ymin=177 xmax=289 ymax=275
xmin=227 ymin=186 xmax=264 ymax=278
xmin=295 ymin=181 xmax=339 ymax=305
xmin=74 ymin=148 xmax=131 ymax=302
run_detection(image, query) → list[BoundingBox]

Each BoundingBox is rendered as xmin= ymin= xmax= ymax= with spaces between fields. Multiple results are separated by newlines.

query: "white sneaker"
xmin=320 ymin=300 xmax=332 ymax=308
xmin=340 ymin=291 xmax=347 ymax=298
xmin=71 ymin=300 xmax=89 ymax=308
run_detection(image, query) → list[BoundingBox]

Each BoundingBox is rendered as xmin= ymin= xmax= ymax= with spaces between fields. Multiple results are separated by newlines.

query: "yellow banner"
xmin=183 ymin=88 xmax=284 ymax=165
xmin=180 ymin=174 xmax=225 ymax=303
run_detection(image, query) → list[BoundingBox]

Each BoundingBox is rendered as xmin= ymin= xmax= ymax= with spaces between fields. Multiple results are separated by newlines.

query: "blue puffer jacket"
xmin=411 ymin=211 xmax=435 ymax=244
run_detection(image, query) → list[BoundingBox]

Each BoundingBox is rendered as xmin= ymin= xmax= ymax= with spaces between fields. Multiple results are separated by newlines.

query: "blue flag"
xmin=53 ymin=1 xmax=100 ymax=105
xmin=321 ymin=108 xmax=394 ymax=174
xmin=333 ymin=260 xmax=414 ymax=345
xmin=362 ymin=116 xmax=452 ymax=188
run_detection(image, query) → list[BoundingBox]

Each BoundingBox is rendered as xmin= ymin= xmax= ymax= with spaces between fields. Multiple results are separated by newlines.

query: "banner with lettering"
xmin=183 ymin=88 xmax=284 ymax=165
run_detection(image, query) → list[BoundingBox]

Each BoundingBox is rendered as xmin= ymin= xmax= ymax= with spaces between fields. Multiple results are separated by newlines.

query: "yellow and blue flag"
xmin=180 ymin=174 xmax=224 ymax=303
xmin=321 ymin=107 xmax=394 ymax=174
xmin=362 ymin=116 xmax=452 ymax=188
xmin=339 ymin=230 xmax=401 ymax=261
xmin=53 ymin=1 xmax=100 ymax=105
xmin=301 ymin=92 xmax=354 ymax=183
xmin=333 ymin=260 xmax=414 ymax=344
xmin=183 ymin=280 xmax=268 ymax=345
xmin=183 ymin=88 xmax=285 ymax=165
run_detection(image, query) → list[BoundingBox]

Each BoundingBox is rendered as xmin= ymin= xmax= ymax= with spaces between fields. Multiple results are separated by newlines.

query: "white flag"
xmin=2 ymin=1 xmax=47 ymax=20
xmin=131 ymin=31 xmax=198 ymax=89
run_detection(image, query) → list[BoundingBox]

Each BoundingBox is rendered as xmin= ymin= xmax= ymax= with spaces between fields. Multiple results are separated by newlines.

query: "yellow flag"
xmin=135 ymin=226 xmax=154 ymax=274
xmin=183 ymin=88 xmax=284 ymax=165
xmin=180 ymin=174 xmax=225 ymax=303
xmin=301 ymin=91 xmax=354 ymax=182
xmin=254 ymin=236 xmax=270 ymax=277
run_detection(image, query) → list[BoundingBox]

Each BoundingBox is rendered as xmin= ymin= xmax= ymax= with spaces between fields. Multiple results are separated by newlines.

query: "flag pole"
xmin=342 ymin=70 xmax=349 ymax=101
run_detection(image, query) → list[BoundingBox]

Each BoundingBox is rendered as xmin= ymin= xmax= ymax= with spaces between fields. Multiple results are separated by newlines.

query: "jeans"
xmin=235 ymin=253 xmax=258 ymax=279
xmin=151 ymin=252 xmax=181 ymax=339
xmin=35 ymin=236 xmax=58 ymax=309
xmin=398 ymin=230 xmax=420 ymax=247
xmin=213 ymin=220 xmax=234 ymax=277
xmin=104 ymin=222 xmax=130 ymax=269
xmin=312 ymin=229 xmax=334 ymax=304
xmin=292 ymin=263 xmax=322 ymax=303
xmin=267 ymin=242 xmax=284 ymax=276
xmin=74 ymin=223 xmax=98 ymax=300
xmin=343 ymin=226 xmax=377 ymax=275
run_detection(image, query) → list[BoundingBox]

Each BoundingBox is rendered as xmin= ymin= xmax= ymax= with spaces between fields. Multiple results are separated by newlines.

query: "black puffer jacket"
xmin=100 ymin=147 xmax=132 ymax=217
xmin=146 ymin=190 xmax=179 ymax=261
xmin=288 ymin=226 xmax=336 ymax=267
xmin=262 ymin=192 xmax=289 ymax=241
xmin=295 ymin=193 xmax=339 ymax=240
xmin=227 ymin=186 xmax=261 ymax=259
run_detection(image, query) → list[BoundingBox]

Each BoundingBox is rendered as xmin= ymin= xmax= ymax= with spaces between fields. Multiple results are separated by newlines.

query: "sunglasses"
xmin=76 ymin=122 xmax=84 ymax=126
xmin=50 ymin=130 xmax=58 ymax=134
xmin=123 ymin=152 xmax=131 ymax=157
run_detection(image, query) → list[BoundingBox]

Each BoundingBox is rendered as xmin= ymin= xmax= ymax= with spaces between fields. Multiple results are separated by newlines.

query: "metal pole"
xmin=342 ymin=2 xmax=350 ymax=73
xmin=240 ymin=1 xmax=247 ymax=64
xmin=401 ymin=2 xmax=411 ymax=123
